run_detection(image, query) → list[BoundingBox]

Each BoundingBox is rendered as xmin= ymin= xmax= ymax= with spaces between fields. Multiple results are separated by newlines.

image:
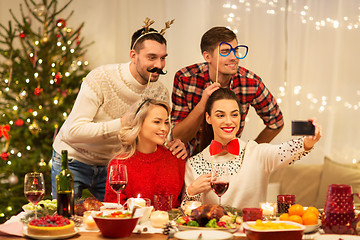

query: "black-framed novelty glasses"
xmin=218 ymin=42 xmax=248 ymax=59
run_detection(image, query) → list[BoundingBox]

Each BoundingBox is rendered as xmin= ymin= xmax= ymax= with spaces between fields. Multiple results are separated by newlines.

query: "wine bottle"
xmin=56 ymin=150 xmax=74 ymax=217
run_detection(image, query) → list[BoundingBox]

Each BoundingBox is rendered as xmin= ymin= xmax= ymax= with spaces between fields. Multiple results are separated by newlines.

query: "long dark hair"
xmin=199 ymin=88 xmax=241 ymax=151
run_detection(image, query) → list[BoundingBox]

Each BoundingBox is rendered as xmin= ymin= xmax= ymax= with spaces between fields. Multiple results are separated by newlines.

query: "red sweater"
xmin=104 ymin=145 xmax=185 ymax=208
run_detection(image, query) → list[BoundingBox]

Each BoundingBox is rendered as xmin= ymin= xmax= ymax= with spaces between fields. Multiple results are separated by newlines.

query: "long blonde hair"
xmin=114 ymin=99 xmax=170 ymax=160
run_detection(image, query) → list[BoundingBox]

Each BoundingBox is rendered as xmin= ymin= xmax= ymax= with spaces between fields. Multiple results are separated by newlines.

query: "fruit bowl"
xmin=243 ymin=221 xmax=305 ymax=240
xmin=93 ymin=211 xmax=139 ymax=238
xmin=304 ymin=219 xmax=321 ymax=233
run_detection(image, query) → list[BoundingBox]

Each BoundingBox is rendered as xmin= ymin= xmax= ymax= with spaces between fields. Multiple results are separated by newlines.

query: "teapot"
xmin=322 ymin=184 xmax=360 ymax=234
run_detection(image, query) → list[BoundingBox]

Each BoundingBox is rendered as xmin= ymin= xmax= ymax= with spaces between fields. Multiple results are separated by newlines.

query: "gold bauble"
xmin=29 ymin=121 xmax=41 ymax=135
xmin=40 ymin=36 xmax=49 ymax=44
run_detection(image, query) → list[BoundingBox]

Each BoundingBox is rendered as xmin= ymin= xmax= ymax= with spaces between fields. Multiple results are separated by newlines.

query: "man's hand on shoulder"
xmin=166 ymin=138 xmax=188 ymax=160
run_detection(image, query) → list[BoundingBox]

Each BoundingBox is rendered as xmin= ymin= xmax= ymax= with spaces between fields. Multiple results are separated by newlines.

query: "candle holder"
xmin=242 ymin=208 xmax=263 ymax=222
xmin=260 ymin=202 xmax=277 ymax=220
xmin=83 ymin=211 xmax=98 ymax=230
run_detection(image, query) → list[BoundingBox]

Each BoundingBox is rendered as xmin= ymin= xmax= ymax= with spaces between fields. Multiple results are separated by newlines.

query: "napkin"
xmin=0 ymin=221 xmax=24 ymax=237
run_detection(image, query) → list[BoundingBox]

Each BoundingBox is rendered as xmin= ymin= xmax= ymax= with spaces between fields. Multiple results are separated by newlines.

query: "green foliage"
xmin=0 ymin=0 xmax=92 ymax=223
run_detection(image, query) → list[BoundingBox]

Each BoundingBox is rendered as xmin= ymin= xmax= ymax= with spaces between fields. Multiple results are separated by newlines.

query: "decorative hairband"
xmin=131 ymin=17 xmax=175 ymax=50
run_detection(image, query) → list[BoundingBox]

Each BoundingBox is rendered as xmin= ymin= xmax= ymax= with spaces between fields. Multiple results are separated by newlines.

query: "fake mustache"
xmin=147 ymin=67 xmax=167 ymax=75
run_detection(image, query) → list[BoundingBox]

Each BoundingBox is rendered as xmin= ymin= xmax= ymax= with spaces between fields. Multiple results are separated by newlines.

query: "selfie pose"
xmin=183 ymin=88 xmax=322 ymax=208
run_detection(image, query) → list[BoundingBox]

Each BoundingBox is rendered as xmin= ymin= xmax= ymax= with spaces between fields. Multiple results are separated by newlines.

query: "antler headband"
xmin=131 ymin=17 xmax=175 ymax=50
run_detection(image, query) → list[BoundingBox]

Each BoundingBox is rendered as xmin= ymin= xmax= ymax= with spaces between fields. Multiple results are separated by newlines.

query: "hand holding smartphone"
xmin=291 ymin=121 xmax=315 ymax=136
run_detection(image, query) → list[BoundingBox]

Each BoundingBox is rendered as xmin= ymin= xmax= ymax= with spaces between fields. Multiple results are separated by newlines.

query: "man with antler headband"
xmin=51 ymin=18 xmax=186 ymax=201
xmin=171 ymin=26 xmax=284 ymax=156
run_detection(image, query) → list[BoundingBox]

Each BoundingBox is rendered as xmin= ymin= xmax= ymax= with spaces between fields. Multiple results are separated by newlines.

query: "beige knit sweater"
xmin=53 ymin=62 xmax=169 ymax=165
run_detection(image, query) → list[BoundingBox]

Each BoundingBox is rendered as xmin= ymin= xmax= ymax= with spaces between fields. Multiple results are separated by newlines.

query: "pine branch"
xmin=24 ymin=0 xmax=44 ymax=24
xmin=53 ymin=0 xmax=73 ymax=16
xmin=9 ymin=9 xmax=24 ymax=30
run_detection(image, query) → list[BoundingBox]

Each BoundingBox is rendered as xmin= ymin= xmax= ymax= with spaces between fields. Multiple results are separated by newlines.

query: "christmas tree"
xmin=0 ymin=0 xmax=91 ymax=223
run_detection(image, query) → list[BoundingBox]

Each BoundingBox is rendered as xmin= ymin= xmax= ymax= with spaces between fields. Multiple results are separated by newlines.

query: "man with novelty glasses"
xmin=171 ymin=26 xmax=284 ymax=156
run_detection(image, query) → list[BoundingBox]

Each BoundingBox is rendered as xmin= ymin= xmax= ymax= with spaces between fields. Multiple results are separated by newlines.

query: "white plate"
xmin=304 ymin=219 xmax=321 ymax=233
xmin=174 ymin=230 xmax=234 ymax=240
xmin=177 ymin=224 xmax=239 ymax=233
xmin=315 ymin=235 xmax=360 ymax=240
xmin=23 ymin=228 xmax=78 ymax=240
xmin=100 ymin=202 xmax=122 ymax=209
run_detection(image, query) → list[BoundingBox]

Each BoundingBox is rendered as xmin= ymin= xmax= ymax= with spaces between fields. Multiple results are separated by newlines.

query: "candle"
xmin=83 ymin=211 xmax=98 ymax=230
xmin=183 ymin=201 xmax=202 ymax=215
xmin=150 ymin=210 xmax=169 ymax=228
xmin=260 ymin=202 xmax=276 ymax=220
xmin=134 ymin=195 xmax=146 ymax=207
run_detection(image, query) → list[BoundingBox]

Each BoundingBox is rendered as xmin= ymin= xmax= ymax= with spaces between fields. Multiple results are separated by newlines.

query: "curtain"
xmin=1 ymin=0 xmax=359 ymax=164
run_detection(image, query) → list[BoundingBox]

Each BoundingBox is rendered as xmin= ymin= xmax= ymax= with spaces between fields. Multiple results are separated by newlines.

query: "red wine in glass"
xmin=110 ymin=181 xmax=127 ymax=193
xmin=211 ymin=166 xmax=229 ymax=205
xmin=25 ymin=191 xmax=45 ymax=205
xmin=24 ymin=172 xmax=45 ymax=219
xmin=109 ymin=164 xmax=128 ymax=209
xmin=211 ymin=182 xmax=229 ymax=197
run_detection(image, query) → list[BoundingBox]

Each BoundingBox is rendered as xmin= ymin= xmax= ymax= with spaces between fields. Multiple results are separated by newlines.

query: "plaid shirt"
xmin=171 ymin=62 xmax=284 ymax=156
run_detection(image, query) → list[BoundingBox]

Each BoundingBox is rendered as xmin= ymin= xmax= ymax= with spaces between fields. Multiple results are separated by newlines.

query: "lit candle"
xmin=260 ymin=202 xmax=276 ymax=219
xmin=150 ymin=210 xmax=169 ymax=228
xmin=134 ymin=194 xmax=146 ymax=207
xmin=183 ymin=201 xmax=202 ymax=215
xmin=83 ymin=211 xmax=98 ymax=230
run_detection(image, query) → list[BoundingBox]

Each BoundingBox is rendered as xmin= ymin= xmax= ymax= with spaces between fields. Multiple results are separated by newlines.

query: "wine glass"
xmin=24 ymin=172 xmax=45 ymax=219
xmin=210 ymin=166 xmax=229 ymax=205
xmin=109 ymin=164 xmax=128 ymax=209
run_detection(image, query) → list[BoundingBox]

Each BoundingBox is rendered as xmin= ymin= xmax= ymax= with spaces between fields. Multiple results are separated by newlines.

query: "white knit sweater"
xmin=53 ymin=62 xmax=169 ymax=165
xmin=183 ymin=138 xmax=309 ymax=209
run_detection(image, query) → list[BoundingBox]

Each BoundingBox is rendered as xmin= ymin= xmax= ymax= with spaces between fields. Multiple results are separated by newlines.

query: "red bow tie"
xmin=209 ymin=139 xmax=240 ymax=156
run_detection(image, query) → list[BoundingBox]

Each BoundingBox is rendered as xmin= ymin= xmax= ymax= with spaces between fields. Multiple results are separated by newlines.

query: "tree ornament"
xmin=15 ymin=119 xmax=24 ymax=126
xmin=33 ymin=4 xmax=46 ymax=17
xmin=19 ymin=90 xmax=28 ymax=100
xmin=0 ymin=125 xmax=10 ymax=140
xmin=8 ymin=173 xmax=18 ymax=185
xmin=28 ymin=121 xmax=41 ymax=135
xmin=56 ymin=19 xmax=66 ymax=28
xmin=1 ymin=152 xmax=10 ymax=160
xmin=34 ymin=87 xmax=43 ymax=95
xmin=38 ymin=158 xmax=46 ymax=167
xmin=19 ymin=32 xmax=26 ymax=39
xmin=40 ymin=36 xmax=49 ymax=44
xmin=24 ymin=16 xmax=31 ymax=25
xmin=54 ymin=72 xmax=62 ymax=84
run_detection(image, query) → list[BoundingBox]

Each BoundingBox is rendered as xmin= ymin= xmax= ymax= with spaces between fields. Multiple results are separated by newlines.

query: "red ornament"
xmin=15 ymin=119 xmax=24 ymax=126
xmin=1 ymin=152 xmax=10 ymax=160
xmin=28 ymin=109 xmax=33 ymax=113
xmin=19 ymin=32 xmax=26 ymax=39
xmin=0 ymin=125 xmax=10 ymax=140
xmin=54 ymin=72 xmax=62 ymax=84
xmin=56 ymin=19 xmax=66 ymax=28
xmin=56 ymin=33 xmax=60 ymax=38
xmin=34 ymin=87 xmax=43 ymax=96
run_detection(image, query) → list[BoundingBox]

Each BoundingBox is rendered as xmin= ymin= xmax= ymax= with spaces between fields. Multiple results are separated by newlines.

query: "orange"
xmin=305 ymin=207 xmax=319 ymax=217
xmin=289 ymin=215 xmax=303 ymax=225
xmin=288 ymin=204 xmax=304 ymax=217
xmin=279 ymin=213 xmax=290 ymax=221
xmin=302 ymin=212 xmax=318 ymax=225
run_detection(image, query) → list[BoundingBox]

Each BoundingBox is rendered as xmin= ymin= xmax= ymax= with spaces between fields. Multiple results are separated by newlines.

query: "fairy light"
xmin=7 ymin=161 xmax=11 ymax=165
xmin=17 ymin=152 xmax=21 ymax=157
xmin=57 ymin=42 xmax=61 ymax=46
xmin=63 ymin=112 xmax=68 ymax=117
xmin=5 ymin=87 xmax=9 ymax=92
xmin=10 ymin=150 xmax=15 ymax=154
xmin=34 ymin=72 xmax=39 ymax=78
xmin=50 ymin=79 xmax=54 ymax=84
xmin=4 ymin=79 xmax=8 ymax=84
xmin=12 ymin=106 xmax=18 ymax=111
xmin=26 ymin=78 xmax=30 ymax=83
xmin=35 ymin=40 xmax=39 ymax=45
xmin=9 ymin=120 xmax=13 ymax=125
xmin=51 ymin=63 xmax=56 ymax=67
xmin=62 ymin=46 xmax=66 ymax=51
xmin=32 ymin=111 xmax=38 ymax=116
xmin=70 ymin=49 xmax=75 ymax=53
xmin=26 ymin=118 xmax=30 ymax=123
xmin=65 ymin=72 xmax=70 ymax=77
xmin=67 ymin=40 xmax=72 ymax=45
xmin=38 ymin=59 xmax=43 ymax=64
xmin=54 ymin=99 xmax=59 ymax=104
xmin=26 ymin=146 xmax=31 ymax=150
xmin=77 ymin=61 xmax=82 ymax=66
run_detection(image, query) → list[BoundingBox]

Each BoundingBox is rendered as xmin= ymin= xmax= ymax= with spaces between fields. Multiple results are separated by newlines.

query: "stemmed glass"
xmin=24 ymin=172 xmax=45 ymax=219
xmin=210 ymin=166 xmax=229 ymax=205
xmin=109 ymin=164 xmax=128 ymax=209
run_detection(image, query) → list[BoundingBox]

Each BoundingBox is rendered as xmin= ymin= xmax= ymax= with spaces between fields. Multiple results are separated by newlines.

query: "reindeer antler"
xmin=160 ymin=19 xmax=175 ymax=35
xmin=142 ymin=17 xmax=155 ymax=34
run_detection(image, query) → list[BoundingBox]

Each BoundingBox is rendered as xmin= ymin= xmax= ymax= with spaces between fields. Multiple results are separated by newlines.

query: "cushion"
xmin=315 ymin=157 xmax=360 ymax=208
xmin=266 ymin=182 xmax=280 ymax=202
xmin=269 ymin=164 xmax=323 ymax=207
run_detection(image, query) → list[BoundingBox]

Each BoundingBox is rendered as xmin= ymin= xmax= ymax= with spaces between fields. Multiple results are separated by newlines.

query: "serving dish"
xmin=177 ymin=224 xmax=239 ymax=233
xmin=23 ymin=228 xmax=78 ymax=240
xmin=303 ymin=219 xmax=321 ymax=233
xmin=242 ymin=221 xmax=305 ymax=240
xmin=174 ymin=229 xmax=234 ymax=240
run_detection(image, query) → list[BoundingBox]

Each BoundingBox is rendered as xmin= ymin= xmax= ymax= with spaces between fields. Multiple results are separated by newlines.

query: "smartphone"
xmin=291 ymin=121 xmax=315 ymax=136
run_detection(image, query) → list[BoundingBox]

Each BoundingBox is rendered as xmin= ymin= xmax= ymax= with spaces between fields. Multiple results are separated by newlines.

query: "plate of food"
xmin=174 ymin=229 xmax=234 ymax=240
xmin=176 ymin=204 xmax=241 ymax=233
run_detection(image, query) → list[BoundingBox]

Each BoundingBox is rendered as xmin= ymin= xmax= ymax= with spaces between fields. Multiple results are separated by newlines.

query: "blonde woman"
xmin=104 ymin=99 xmax=185 ymax=207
